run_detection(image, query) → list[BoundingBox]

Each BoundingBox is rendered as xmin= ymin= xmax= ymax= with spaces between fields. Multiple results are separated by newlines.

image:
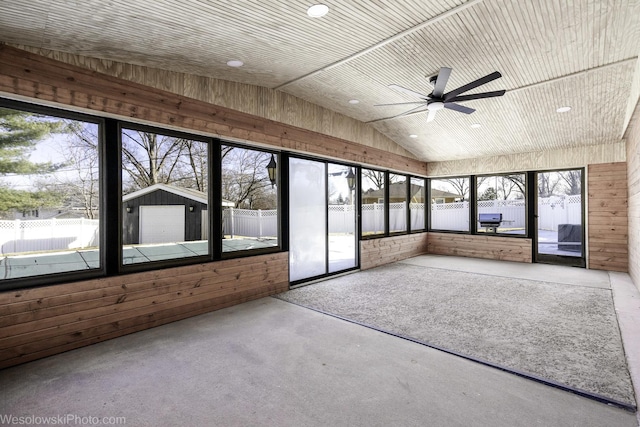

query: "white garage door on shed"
xmin=139 ymin=205 xmax=185 ymax=244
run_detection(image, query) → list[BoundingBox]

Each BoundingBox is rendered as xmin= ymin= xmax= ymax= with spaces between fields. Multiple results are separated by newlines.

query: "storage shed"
xmin=122 ymin=183 xmax=233 ymax=245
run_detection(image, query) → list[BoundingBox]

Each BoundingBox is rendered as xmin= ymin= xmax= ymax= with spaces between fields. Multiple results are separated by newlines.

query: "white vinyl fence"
xmin=222 ymin=208 xmax=278 ymax=238
xmin=1 ymin=196 xmax=581 ymax=255
xmin=431 ymin=196 xmax=581 ymax=231
xmin=0 ymin=218 xmax=99 ymax=255
xmin=537 ymin=195 xmax=582 ymax=231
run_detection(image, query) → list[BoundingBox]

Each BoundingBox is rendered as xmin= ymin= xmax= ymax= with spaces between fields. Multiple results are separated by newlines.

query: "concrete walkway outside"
xmin=0 ymin=297 xmax=635 ymax=426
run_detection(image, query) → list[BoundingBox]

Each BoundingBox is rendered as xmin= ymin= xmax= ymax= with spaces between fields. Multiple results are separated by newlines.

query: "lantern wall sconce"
xmin=346 ymin=168 xmax=356 ymax=191
xmin=266 ymin=154 xmax=277 ymax=188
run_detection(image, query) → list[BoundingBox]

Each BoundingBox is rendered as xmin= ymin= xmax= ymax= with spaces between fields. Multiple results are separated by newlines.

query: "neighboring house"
xmin=431 ymin=189 xmax=461 ymax=204
xmin=362 ymin=182 xmax=426 ymax=204
xmin=122 ymin=183 xmax=233 ymax=245
xmin=10 ymin=207 xmax=97 ymax=220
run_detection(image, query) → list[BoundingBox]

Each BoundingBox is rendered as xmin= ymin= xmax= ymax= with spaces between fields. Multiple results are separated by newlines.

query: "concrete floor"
xmin=1 ymin=256 xmax=639 ymax=426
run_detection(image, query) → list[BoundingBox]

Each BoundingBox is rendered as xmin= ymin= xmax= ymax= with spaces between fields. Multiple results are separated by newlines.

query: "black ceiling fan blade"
xmin=390 ymin=104 xmax=430 ymax=119
xmin=374 ymin=101 xmax=429 ymax=107
xmin=432 ymin=67 xmax=452 ymax=98
xmin=388 ymin=84 xmax=431 ymax=100
xmin=444 ymin=103 xmax=475 ymax=114
xmin=446 ymin=90 xmax=506 ymax=103
xmin=443 ymin=71 xmax=502 ymax=101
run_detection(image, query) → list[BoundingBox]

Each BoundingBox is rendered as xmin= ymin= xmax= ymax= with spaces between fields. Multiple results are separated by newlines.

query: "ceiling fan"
xmin=376 ymin=67 xmax=506 ymax=122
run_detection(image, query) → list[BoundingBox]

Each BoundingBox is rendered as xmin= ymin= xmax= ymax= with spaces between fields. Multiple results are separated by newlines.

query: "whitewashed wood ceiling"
xmin=0 ymin=0 xmax=639 ymax=162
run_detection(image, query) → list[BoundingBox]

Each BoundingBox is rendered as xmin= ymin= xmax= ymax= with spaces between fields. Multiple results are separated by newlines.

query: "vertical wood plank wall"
xmin=361 ymin=234 xmax=429 ymax=270
xmin=627 ymin=114 xmax=640 ymax=290
xmin=427 ymin=233 xmax=533 ymax=262
xmin=0 ymin=253 xmax=288 ymax=369
xmin=588 ymin=162 xmax=629 ymax=272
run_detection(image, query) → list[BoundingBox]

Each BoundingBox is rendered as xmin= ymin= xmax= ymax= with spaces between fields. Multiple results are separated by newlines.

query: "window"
xmin=221 ymin=145 xmax=278 ymax=252
xmin=476 ymin=173 xmax=526 ymax=234
xmin=389 ymin=173 xmax=407 ymax=233
xmin=361 ymin=168 xmax=385 ymax=236
xmin=0 ymin=106 xmax=101 ymax=280
xmin=410 ymin=177 xmax=426 ymax=231
xmin=121 ymin=127 xmax=209 ymax=264
xmin=430 ymin=177 xmax=469 ymax=232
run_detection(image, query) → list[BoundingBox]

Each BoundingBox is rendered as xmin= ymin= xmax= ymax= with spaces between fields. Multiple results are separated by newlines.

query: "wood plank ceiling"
xmin=0 ymin=0 xmax=638 ymax=162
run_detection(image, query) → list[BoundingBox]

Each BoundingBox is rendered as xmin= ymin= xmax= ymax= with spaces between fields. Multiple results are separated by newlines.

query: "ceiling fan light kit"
xmin=377 ymin=67 xmax=506 ymax=122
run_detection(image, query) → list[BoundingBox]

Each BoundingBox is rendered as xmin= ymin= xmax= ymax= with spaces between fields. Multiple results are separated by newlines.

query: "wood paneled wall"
xmin=627 ymin=111 xmax=640 ymax=290
xmin=427 ymin=232 xmax=533 ymax=263
xmin=427 ymin=142 xmax=626 ymax=177
xmin=588 ymin=162 xmax=629 ymax=272
xmin=360 ymin=234 xmax=429 ymax=270
xmin=2 ymin=44 xmax=424 ymax=174
xmin=0 ymin=253 xmax=288 ymax=369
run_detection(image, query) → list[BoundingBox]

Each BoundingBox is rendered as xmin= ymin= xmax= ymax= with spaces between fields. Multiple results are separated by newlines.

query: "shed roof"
xmin=123 ymin=183 xmax=234 ymax=207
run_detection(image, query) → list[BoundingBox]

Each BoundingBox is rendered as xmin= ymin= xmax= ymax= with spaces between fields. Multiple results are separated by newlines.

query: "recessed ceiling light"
xmin=348 ymin=99 xmax=360 ymax=104
xmin=226 ymin=60 xmax=244 ymax=67
xmin=409 ymin=134 xmax=418 ymax=138
xmin=556 ymin=106 xmax=571 ymax=113
xmin=470 ymin=123 xmax=482 ymax=129
xmin=307 ymin=4 xmax=329 ymax=18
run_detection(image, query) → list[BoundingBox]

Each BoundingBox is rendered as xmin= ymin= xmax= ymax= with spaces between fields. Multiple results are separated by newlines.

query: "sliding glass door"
xmin=289 ymin=158 xmax=358 ymax=284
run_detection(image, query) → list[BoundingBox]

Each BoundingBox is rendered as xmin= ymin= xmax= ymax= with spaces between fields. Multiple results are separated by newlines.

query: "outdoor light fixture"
xmin=346 ymin=168 xmax=356 ymax=191
xmin=266 ymin=154 xmax=277 ymax=188
xmin=126 ymin=205 xmax=132 ymax=213
xmin=189 ymin=205 xmax=195 ymax=212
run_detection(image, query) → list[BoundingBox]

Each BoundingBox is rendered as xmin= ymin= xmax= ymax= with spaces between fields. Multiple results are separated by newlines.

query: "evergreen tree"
xmin=0 ymin=108 xmax=66 ymax=175
xmin=0 ymin=108 xmax=68 ymax=215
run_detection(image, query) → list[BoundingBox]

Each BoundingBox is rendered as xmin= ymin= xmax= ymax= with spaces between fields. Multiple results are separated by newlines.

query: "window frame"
xmin=0 ymin=99 xmax=106 ymax=291
xmin=1 ymin=97 xmax=427 ymax=291
xmin=474 ymin=172 xmax=529 ymax=237
xmin=360 ymin=167 xmax=388 ymax=239
xmin=428 ymin=175 xmax=472 ymax=234
xmin=409 ymin=176 xmax=427 ymax=233
xmin=219 ymin=141 xmax=282 ymax=260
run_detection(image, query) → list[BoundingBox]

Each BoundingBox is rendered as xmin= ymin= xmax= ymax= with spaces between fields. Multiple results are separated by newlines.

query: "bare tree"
xmin=537 ymin=172 xmax=562 ymax=198
xmin=121 ymin=130 xmax=188 ymax=191
xmin=35 ymin=121 xmax=100 ymax=218
xmin=504 ymin=174 xmax=525 ymax=198
xmin=362 ymin=169 xmax=385 ymax=191
xmin=221 ymin=147 xmax=275 ymax=209
xmin=441 ymin=177 xmax=470 ymax=200
xmin=170 ymin=139 xmax=208 ymax=192
xmin=559 ymin=170 xmax=581 ymax=195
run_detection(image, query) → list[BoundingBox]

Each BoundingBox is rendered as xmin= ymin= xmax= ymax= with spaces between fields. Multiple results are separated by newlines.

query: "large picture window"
xmin=476 ymin=173 xmax=526 ymax=234
xmin=430 ymin=177 xmax=470 ymax=232
xmin=121 ymin=127 xmax=209 ymax=264
xmin=221 ymin=145 xmax=278 ymax=252
xmin=0 ymin=106 xmax=101 ymax=280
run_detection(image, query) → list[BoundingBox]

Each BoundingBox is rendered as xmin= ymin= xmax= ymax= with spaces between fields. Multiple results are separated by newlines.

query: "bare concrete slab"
xmin=0 ymin=298 xmax=635 ymax=427
xmin=610 ymin=271 xmax=640 ymax=425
